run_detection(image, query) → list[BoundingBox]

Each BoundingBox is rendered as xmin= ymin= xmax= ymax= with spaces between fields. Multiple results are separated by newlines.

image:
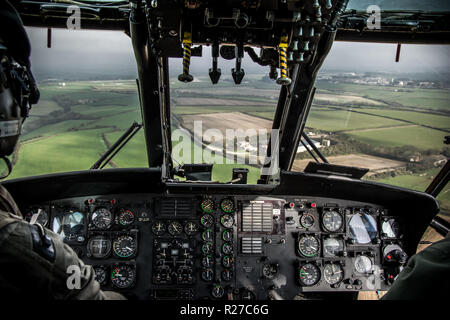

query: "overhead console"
xmin=10 ymin=168 xmax=437 ymax=300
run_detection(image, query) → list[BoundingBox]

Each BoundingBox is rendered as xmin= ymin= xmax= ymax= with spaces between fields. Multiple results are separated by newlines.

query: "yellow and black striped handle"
xmin=276 ymin=35 xmax=291 ymax=85
xmin=178 ymin=31 xmax=194 ymax=82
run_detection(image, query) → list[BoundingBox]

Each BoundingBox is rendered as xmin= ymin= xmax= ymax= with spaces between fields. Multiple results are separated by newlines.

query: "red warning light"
xmin=311 ymin=203 xmax=316 ymax=208
xmin=110 ymin=199 xmax=116 ymax=205
xmin=387 ymin=255 xmax=392 ymax=260
xmin=289 ymin=202 xmax=295 ymax=208
xmin=88 ymin=198 xmax=94 ymax=204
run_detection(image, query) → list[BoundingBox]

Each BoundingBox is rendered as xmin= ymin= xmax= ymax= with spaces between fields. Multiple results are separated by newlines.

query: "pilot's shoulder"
xmin=0 ymin=210 xmax=53 ymax=261
xmin=0 ymin=209 xmax=30 ymax=242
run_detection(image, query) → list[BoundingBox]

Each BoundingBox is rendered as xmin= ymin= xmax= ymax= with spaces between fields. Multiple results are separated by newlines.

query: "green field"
xmin=317 ymin=82 xmax=450 ymax=112
xmin=22 ymin=119 xmax=93 ymax=140
xmin=173 ymin=105 xmax=276 ymax=115
xmin=105 ymin=130 xmax=148 ymax=168
xmin=346 ymin=126 xmax=447 ymax=151
xmin=375 ymin=168 xmax=450 ymax=212
xmin=9 ymin=129 xmax=109 ymax=179
xmin=306 ymin=108 xmax=406 ymax=132
xmin=358 ymin=108 xmax=450 ymax=129
xmin=3 ymin=77 xmax=449 ymax=213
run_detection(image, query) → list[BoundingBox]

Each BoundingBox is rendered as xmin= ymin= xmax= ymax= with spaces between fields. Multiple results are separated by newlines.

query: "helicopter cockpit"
xmin=2 ymin=0 xmax=449 ymax=301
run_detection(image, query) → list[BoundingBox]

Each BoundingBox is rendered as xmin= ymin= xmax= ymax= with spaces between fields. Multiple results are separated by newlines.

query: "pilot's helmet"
xmin=0 ymin=41 xmax=38 ymax=161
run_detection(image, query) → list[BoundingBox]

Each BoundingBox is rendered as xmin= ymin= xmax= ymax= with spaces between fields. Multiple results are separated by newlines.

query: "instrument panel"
xmin=22 ymin=194 xmax=408 ymax=300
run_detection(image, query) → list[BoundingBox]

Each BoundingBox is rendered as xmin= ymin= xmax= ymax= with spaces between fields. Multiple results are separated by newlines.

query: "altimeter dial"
xmin=113 ymin=235 xmax=137 ymax=258
xmin=322 ymin=210 xmax=343 ymax=232
xmin=297 ymin=234 xmax=320 ymax=258
xmin=91 ymin=207 xmax=113 ymax=229
xmin=323 ymin=263 xmax=344 ymax=286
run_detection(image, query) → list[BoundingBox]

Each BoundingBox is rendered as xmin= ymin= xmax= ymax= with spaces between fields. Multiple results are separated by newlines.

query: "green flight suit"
xmin=382 ymin=235 xmax=450 ymax=300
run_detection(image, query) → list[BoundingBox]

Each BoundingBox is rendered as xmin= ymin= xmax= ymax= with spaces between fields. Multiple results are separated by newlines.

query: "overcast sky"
xmin=25 ymin=27 xmax=450 ymax=79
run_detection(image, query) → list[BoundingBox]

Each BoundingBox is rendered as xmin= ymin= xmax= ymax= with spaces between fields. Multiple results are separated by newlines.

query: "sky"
xmin=25 ymin=27 xmax=450 ymax=80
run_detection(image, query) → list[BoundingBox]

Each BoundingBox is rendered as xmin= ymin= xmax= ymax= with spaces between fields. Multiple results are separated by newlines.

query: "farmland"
xmin=4 ymin=74 xmax=449 ymax=212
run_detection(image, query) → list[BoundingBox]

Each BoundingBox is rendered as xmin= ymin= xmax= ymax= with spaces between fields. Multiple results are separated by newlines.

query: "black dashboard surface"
xmin=3 ymin=169 xmax=439 ymax=300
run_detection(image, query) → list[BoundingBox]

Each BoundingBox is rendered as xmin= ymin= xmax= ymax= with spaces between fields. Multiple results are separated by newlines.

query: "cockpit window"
xmin=3 ymin=25 xmax=449 ymax=216
xmin=4 ymin=27 xmax=146 ymax=179
xmin=293 ymin=41 xmax=450 ymax=215
xmin=169 ymin=55 xmax=279 ymax=184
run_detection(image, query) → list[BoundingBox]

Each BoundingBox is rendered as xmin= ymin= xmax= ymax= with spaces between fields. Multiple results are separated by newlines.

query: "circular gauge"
xmin=220 ymin=199 xmax=234 ymax=213
xmin=200 ymin=214 xmax=214 ymax=228
xmin=298 ymin=263 xmax=321 ymax=286
xmin=184 ymin=221 xmax=199 ymax=236
xmin=113 ymin=235 xmax=137 ymax=258
xmin=323 ymin=237 xmax=344 ymax=257
xmin=222 ymin=255 xmax=234 ymax=268
xmin=201 ymin=268 xmax=213 ymax=281
xmin=202 ymin=255 xmax=214 ymax=268
xmin=167 ymin=221 xmax=183 ymax=236
xmin=212 ymin=285 xmax=225 ymax=299
xmin=354 ymin=255 xmax=373 ymax=273
xmin=152 ymin=221 xmax=166 ymax=236
xmin=91 ymin=207 xmax=113 ymax=230
xmin=322 ymin=210 xmax=343 ymax=232
xmin=222 ymin=242 xmax=233 ymax=255
xmin=87 ymin=236 xmax=112 ymax=258
xmin=349 ymin=211 xmax=378 ymax=244
xmin=300 ymin=213 xmax=315 ymax=229
xmin=24 ymin=208 xmax=49 ymax=227
xmin=262 ymin=264 xmax=279 ymax=279
xmin=220 ymin=214 xmax=234 ymax=228
xmin=111 ymin=265 xmax=135 ymax=289
xmin=323 ymin=263 xmax=344 ymax=286
xmin=201 ymin=199 xmax=215 ymax=213
xmin=382 ymin=219 xmax=400 ymax=238
xmin=222 ymin=269 xmax=233 ymax=281
xmin=297 ymin=234 xmax=320 ymax=258
xmin=222 ymin=229 xmax=233 ymax=242
xmin=202 ymin=228 xmax=214 ymax=241
xmin=118 ymin=210 xmax=135 ymax=226
xmin=93 ymin=266 xmax=107 ymax=285
xmin=202 ymin=242 xmax=213 ymax=255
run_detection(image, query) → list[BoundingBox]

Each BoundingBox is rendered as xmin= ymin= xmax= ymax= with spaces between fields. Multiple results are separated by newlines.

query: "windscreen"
xmin=169 ymin=54 xmax=278 ymax=184
xmin=4 ymin=27 xmax=146 ymax=179
xmin=292 ymin=41 xmax=450 ymax=215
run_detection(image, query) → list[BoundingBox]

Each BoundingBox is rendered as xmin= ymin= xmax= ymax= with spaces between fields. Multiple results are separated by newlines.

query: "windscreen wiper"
xmin=90 ymin=121 xmax=142 ymax=170
xmin=301 ymin=132 xmax=329 ymax=164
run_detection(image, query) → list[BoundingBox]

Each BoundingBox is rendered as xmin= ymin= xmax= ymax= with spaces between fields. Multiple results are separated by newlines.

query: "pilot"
xmin=0 ymin=0 xmax=125 ymax=299
xmin=382 ymin=234 xmax=450 ymax=300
